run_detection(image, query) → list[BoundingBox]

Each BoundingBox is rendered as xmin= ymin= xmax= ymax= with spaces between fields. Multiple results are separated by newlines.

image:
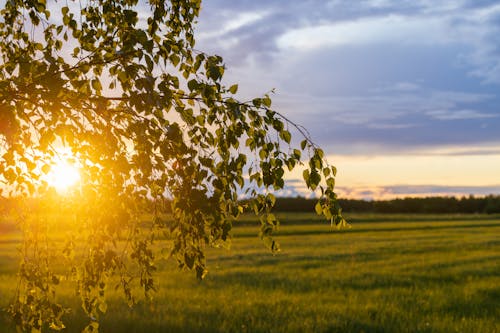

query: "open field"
xmin=1 ymin=213 xmax=499 ymax=332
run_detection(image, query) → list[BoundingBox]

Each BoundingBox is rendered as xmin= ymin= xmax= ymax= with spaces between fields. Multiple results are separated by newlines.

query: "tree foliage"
xmin=0 ymin=0 xmax=344 ymax=331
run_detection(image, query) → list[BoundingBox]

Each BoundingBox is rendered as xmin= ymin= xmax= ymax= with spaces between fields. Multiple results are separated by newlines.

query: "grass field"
xmin=1 ymin=213 xmax=499 ymax=332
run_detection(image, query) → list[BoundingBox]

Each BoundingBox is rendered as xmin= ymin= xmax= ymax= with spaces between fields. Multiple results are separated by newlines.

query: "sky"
xmin=194 ymin=0 xmax=500 ymax=200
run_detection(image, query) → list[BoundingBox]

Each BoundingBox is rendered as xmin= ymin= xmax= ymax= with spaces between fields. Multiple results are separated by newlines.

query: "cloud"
xmin=385 ymin=82 xmax=421 ymax=92
xmin=450 ymin=4 xmax=500 ymax=83
xmin=240 ymin=179 xmax=313 ymax=199
xmin=192 ymin=1 xmax=500 ymax=198
xmin=277 ymin=15 xmax=449 ymax=50
xmin=263 ymin=87 xmax=500 ymax=154
xmin=197 ymin=11 xmax=269 ymax=40
xmin=427 ymin=146 xmax=500 ymax=156
xmin=274 ymin=89 xmax=494 ymax=124
xmin=426 ymin=109 xmax=498 ymax=120
xmin=276 ymin=177 xmax=500 ymax=200
xmin=198 ymin=1 xmax=500 ymax=82
xmin=274 ymin=3 xmax=500 ymax=82
xmin=196 ymin=1 xmax=500 ymax=154
xmin=335 ymin=184 xmax=500 ymax=200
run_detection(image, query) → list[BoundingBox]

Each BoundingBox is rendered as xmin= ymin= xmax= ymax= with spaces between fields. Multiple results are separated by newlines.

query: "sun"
xmin=46 ymin=156 xmax=81 ymax=193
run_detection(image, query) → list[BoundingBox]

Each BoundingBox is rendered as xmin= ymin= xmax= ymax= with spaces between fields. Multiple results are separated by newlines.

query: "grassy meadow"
xmin=0 ymin=213 xmax=499 ymax=332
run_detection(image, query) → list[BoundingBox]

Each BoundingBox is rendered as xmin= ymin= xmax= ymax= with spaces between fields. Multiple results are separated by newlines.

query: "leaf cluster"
xmin=0 ymin=1 xmax=344 ymax=331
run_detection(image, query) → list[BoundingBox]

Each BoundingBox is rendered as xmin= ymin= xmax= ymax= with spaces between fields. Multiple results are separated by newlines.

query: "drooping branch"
xmin=0 ymin=1 xmax=345 ymax=332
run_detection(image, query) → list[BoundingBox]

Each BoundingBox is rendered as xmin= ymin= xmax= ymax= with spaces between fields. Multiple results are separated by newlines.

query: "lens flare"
xmin=47 ymin=159 xmax=81 ymax=192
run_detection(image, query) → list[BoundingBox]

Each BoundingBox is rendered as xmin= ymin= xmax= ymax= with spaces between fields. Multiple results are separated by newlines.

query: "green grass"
xmin=1 ymin=214 xmax=499 ymax=332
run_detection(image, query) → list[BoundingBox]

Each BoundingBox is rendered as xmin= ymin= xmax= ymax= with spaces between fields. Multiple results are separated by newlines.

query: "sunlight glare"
xmin=47 ymin=158 xmax=81 ymax=193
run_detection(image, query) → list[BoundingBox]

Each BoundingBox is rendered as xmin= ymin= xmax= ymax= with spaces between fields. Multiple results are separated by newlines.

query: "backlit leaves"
xmin=0 ymin=0 xmax=344 ymax=331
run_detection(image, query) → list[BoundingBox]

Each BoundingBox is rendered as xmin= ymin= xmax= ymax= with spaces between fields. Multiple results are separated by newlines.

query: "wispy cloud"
xmin=336 ymin=184 xmax=500 ymax=200
xmin=274 ymin=89 xmax=494 ymax=124
xmin=199 ymin=1 xmax=500 ymax=82
xmin=378 ymin=82 xmax=421 ymax=92
xmin=426 ymin=109 xmax=498 ymax=120
xmin=277 ymin=15 xmax=450 ymax=50
xmin=197 ymin=11 xmax=269 ymax=40
xmin=197 ymin=0 xmax=500 ymax=158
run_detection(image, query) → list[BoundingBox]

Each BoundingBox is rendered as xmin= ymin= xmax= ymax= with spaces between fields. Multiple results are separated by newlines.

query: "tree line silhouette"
xmin=273 ymin=195 xmax=500 ymax=214
xmin=2 ymin=195 xmax=500 ymax=216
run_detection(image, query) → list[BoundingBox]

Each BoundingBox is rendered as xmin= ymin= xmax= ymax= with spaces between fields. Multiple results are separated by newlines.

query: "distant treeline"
xmin=1 ymin=195 xmax=500 ymax=215
xmin=274 ymin=195 xmax=500 ymax=214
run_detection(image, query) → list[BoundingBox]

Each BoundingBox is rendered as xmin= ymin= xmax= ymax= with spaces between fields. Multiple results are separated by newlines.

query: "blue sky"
xmin=194 ymin=0 xmax=500 ymax=199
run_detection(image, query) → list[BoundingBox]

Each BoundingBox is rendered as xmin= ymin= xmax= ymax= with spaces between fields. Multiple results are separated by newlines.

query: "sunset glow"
xmin=46 ymin=155 xmax=81 ymax=193
xmin=197 ymin=1 xmax=500 ymax=199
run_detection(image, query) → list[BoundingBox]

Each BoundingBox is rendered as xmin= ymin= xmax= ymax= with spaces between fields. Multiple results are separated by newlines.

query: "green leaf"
xmin=302 ymin=169 xmax=310 ymax=183
xmin=187 ymin=79 xmax=198 ymax=91
xmin=309 ymin=171 xmax=321 ymax=190
xmin=91 ymin=79 xmax=102 ymax=92
xmin=315 ymin=201 xmax=323 ymax=215
xmin=98 ymin=302 xmax=107 ymax=314
xmin=259 ymin=148 xmax=268 ymax=159
xmin=280 ymin=130 xmax=291 ymax=144
xmin=263 ymin=96 xmax=272 ymax=107
xmin=228 ymin=84 xmax=238 ymax=94
xmin=170 ymin=54 xmax=180 ymax=67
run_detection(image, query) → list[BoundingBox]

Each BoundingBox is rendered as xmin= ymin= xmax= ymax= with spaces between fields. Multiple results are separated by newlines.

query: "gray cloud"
xmin=195 ymin=1 xmax=500 ymax=155
xmin=426 ymin=109 xmax=498 ymax=120
xmin=273 ymin=179 xmax=500 ymax=200
xmin=198 ymin=1 xmax=500 ymax=73
xmin=336 ymin=184 xmax=500 ymax=200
